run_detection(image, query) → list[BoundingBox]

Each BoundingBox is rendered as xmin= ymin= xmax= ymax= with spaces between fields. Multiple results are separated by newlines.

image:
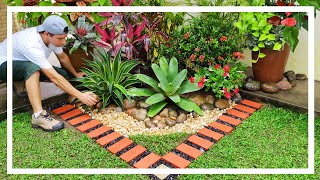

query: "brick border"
xmin=51 ymin=99 xmax=262 ymax=169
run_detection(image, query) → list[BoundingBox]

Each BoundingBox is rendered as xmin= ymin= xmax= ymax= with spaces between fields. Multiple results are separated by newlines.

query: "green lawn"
xmin=0 ymin=104 xmax=318 ymax=179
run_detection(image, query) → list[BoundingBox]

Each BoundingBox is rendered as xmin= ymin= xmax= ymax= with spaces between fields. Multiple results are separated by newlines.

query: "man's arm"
xmin=56 ymin=51 xmax=85 ymax=77
xmin=41 ymin=67 xmax=97 ymax=106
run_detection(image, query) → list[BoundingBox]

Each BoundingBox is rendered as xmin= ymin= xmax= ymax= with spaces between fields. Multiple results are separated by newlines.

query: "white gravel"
xmin=80 ymin=100 xmax=236 ymax=137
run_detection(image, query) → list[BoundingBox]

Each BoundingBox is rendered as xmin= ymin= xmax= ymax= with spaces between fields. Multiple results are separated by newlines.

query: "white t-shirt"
xmin=0 ymin=27 xmax=63 ymax=68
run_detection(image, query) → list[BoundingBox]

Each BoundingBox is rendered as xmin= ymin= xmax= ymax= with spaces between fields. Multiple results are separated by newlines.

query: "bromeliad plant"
xmin=64 ymin=15 xmax=96 ymax=55
xmin=74 ymin=50 xmax=139 ymax=110
xmin=128 ymin=57 xmax=204 ymax=117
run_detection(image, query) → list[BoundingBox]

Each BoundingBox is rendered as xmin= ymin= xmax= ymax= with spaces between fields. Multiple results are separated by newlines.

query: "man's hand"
xmin=77 ymin=92 xmax=99 ymax=106
xmin=75 ymin=72 xmax=86 ymax=78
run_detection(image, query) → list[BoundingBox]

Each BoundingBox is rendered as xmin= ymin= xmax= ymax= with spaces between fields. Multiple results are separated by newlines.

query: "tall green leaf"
xmin=136 ymin=74 xmax=162 ymax=92
xmin=159 ymin=57 xmax=169 ymax=77
xmin=145 ymin=93 xmax=166 ymax=105
xmin=148 ymin=101 xmax=168 ymax=117
xmin=168 ymin=57 xmax=178 ymax=82
xmin=176 ymin=97 xmax=203 ymax=116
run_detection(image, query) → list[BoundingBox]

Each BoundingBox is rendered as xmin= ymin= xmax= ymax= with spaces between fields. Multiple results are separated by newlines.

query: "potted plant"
xmin=64 ymin=14 xmax=96 ymax=72
xmin=234 ymin=1 xmax=308 ymax=83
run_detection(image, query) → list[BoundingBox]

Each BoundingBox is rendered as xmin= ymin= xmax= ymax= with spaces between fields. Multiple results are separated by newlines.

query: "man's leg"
xmin=13 ymin=61 xmax=64 ymax=132
xmin=25 ymin=71 xmax=42 ymax=113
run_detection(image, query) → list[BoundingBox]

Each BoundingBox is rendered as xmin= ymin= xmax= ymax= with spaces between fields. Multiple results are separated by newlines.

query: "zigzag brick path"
xmin=51 ymin=99 xmax=262 ymax=170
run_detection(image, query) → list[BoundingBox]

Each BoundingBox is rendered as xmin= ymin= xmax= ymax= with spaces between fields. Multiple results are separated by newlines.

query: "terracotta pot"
xmin=251 ymin=43 xmax=290 ymax=83
xmin=64 ymin=46 xmax=94 ymax=72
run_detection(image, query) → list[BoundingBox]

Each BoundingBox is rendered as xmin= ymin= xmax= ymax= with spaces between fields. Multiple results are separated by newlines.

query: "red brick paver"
xmin=120 ymin=145 xmax=147 ymax=162
xmin=60 ymin=109 xmax=83 ymax=120
xmin=208 ymin=121 xmax=234 ymax=134
xmin=87 ymin=126 xmax=112 ymax=139
xmin=76 ymin=120 xmax=101 ymax=132
xmin=68 ymin=114 xmax=92 ymax=126
xmin=227 ymin=109 xmax=249 ymax=120
xmin=198 ymin=127 xmax=224 ymax=141
xmin=133 ymin=153 xmax=161 ymax=168
xmin=218 ymin=115 xmax=242 ymax=126
xmin=107 ymin=138 xmax=133 ymax=154
xmin=187 ymin=135 xmax=214 ymax=150
xmin=241 ymin=99 xmax=263 ymax=109
xmin=163 ymin=152 xmax=191 ymax=168
xmin=234 ymin=104 xmax=256 ymax=114
xmin=52 ymin=104 xmax=74 ymax=115
xmin=96 ymin=132 xmax=122 ymax=146
xmin=176 ymin=143 xmax=203 ymax=159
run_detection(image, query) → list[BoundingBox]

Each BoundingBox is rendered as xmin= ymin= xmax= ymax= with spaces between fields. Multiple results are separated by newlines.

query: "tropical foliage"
xmin=128 ymin=57 xmax=204 ymax=117
xmin=74 ymin=50 xmax=139 ymax=109
xmin=65 ymin=15 xmax=96 ymax=55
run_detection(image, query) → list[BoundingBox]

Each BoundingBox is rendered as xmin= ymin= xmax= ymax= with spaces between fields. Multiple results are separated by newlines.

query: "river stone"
xmin=133 ymin=109 xmax=148 ymax=121
xmin=289 ymin=80 xmax=297 ymax=87
xmin=245 ymin=76 xmax=255 ymax=82
xmin=189 ymin=94 xmax=206 ymax=106
xmin=261 ymin=83 xmax=280 ymax=94
xmin=191 ymin=112 xmax=198 ymax=118
xmin=277 ymin=80 xmax=292 ymax=90
xmin=205 ymin=95 xmax=215 ymax=105
xmin=151 ymin=115 xmax=162 ymax=122
xmin=200 ymin=103 xmax=211 ymax=111
xmin=145 ymin=120 xmax=156 ymax=128
xmin=138 ymin=101 xmax=150 ymax=109
xmin=296 ymin=74 xmax=307 ymax=80
xmin=165 ymin=117 xmax=177 ymax=127
xmin=169 ymin=110 xmax=178 ymax=120
xmin=157 ymin=120 xmax=167 ymax=129
xmin=67 ymin=95 xmax=77 ymax=104
xmin=215 ymin=99 xmax=229 ymax=110
xmin=282 ymin=77 xmax=288 ymax=81
xmin=159 ymin=108 xmax=169 ymax=117
xmin=126 ymin=108 xmax=137 ymax=116
xmin=284 ymin=70 xmax=295 ymax=77
xmin=244 ymin=80 xmax=260 ymax=91
xmin=231 ymin=93 xmax=243 ymax=104
xmin=115 ymin=107 xmax=123 ymax=112
xmin=176 ymin=113 xmax=187 ymax=123
xmin=74 ymin=101 xmax=84 ymax=108
xmin=123 ymin=99 xmax=137 ymax=109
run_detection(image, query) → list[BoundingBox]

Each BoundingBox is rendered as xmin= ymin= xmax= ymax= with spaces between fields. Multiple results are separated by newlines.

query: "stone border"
xmin=51 ymin=99 xmax=262 ymax=179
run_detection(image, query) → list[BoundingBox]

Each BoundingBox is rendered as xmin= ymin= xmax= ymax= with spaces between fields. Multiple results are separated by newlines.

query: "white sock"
xmin=33 ymin=110 xmax=43 ymax=119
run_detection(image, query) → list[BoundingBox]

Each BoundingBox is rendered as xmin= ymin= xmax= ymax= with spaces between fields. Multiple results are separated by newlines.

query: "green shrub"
xmin=74 ymin=50 xmax=139 ymax=109
xmin=128 ymin=57 xmax=204 ymax=117
xmin=159 ymin=12 xmax=245 ymax=74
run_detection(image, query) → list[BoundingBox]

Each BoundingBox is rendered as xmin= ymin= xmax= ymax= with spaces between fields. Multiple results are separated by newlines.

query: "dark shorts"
xmin=0 ymin=61 xmax=70 ymax=82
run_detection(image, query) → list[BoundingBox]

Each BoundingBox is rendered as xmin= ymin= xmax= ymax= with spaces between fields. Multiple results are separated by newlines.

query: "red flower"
xmin=225 ymin=92 xmax=232 ymax=99
xmin=190 ymin=54 xmax=196 ymax=61
xmin=201 ymin=77 xmax=206 ymax=83
xmin=198 ymin=81 xmax=204 ymax=88
xmin=223 ymin=65 xmax=230 ymax=72
xmin=199 ymin=54 xmax=205 ymax=62
xmin=268 ymin=16 xmax=281 ymax=26
xmin=223 ymin=71 xmax=229 ymax=77
xmin=223 ymin=88 xmax=232 ymax=99
xmin=178 ymin=50 xmax=181 ymax=54
xmin=214 ymin=64 xmax=221 ymax=69
xmin=232 ymin=52 xmax=244 ymax=59
xmin=184 ymin=33 xmax=189 ymax=39
xmin=281 ymin=18 xmax=296 ymax=27
xmin=189 ymin=76 xmax=195 ymax=83
xmin=286 ymin=12 xmax=292 ymax=17
xmin=234 ymin=88 xmax=239 ymax=95
xmin=220 ymin=36 xmax=228 ymax=42
xmin=195 ymin=47 xmax=200 ymax=52
xmin=218 ymin=56 xmax=224 ymax=60
xmin=276 ymin=0 xmax=286 ymax=6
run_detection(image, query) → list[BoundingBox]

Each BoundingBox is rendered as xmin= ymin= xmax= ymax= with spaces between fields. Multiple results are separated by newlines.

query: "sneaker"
xmin=31 ymin=110 xmax=64 ymax=132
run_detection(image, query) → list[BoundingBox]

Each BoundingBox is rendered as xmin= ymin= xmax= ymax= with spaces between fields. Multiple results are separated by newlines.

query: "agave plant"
xmin=128 ymin=57 xmax=204 ymax=117
xmin=74 ymin=50 xmax=139 ymax=110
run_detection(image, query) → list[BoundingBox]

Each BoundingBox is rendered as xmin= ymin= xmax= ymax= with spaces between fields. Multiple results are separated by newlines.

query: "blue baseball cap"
xmin=36 ymin=15 xmax=68 ymax=35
